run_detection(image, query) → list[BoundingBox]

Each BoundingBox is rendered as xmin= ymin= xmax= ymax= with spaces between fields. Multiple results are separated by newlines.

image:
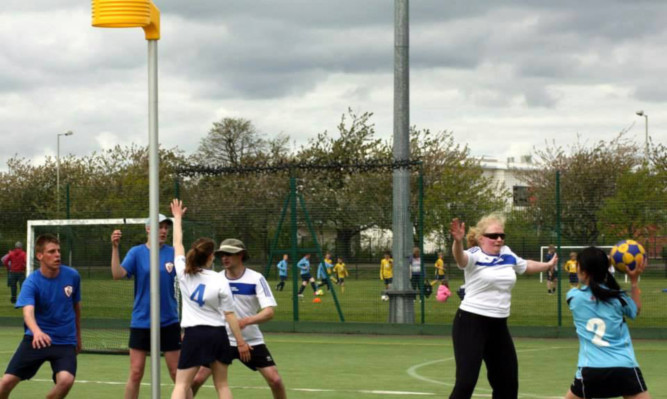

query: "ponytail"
xmin=185 ymin=238 xmax=215 ymax=275
xmin=577 ymin=247 xmax=624 ymax=303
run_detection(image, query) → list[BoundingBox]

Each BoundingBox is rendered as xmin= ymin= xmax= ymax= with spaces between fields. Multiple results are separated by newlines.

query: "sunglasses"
xmin=483 ymin=233 xmax=506 ymax=240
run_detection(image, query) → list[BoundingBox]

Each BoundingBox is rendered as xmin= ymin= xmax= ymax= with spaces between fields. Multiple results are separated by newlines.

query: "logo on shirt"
xmin=64 ymin=286 xmax=73 ymax=297
xmin=165 ymin=262 xmax=174 ymax=273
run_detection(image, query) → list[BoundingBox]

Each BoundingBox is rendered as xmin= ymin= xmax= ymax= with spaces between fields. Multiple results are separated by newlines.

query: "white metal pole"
xmin=148 ymin=39 xmax=161 ymax=399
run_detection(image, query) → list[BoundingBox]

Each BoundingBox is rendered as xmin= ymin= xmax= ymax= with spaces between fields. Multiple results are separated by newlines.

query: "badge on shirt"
xmin=165 ymin=262 xmax=174 ymax=273
xmin=64 ymin=286 xmax=73 ymax=297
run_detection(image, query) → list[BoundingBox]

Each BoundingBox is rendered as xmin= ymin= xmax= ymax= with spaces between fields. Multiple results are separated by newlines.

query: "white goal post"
xmin=26 ymin=218 xmax=146 ymax=275
xmin=538 ymin=245 xmax=614 ymax=283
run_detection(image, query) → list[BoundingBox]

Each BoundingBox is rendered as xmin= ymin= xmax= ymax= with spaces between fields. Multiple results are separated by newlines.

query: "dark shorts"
xmin=337 ymin=278 xmax=345 ymax=284
xmin=570 ymin=367 xmax=648 ymax=398
xmin=435 ymin=274 xmax=447 ymax=281
xmin=279 ymin=276 xmax=287 ymax=282
xmin=129 ymin=322 xmax=181 ymax=352
xmin=383 ymin=278 xmax=393 ymax=285
xmin=231 ymin=344 xmax=276 ymax=371
xmin=569 ymin=273 xmax=579 ymax=284
xmin=546 ymin=270 xmax=557 ymax=282
xmin=300 ymin=273 xmax=312 ymax=282
xmin=5 ymin=336 xmax=77 ymax=382
xmin=179 ymin=326 xmax=232 ymax=369
xmin=8 ymin=272 xmax=25 ymax=286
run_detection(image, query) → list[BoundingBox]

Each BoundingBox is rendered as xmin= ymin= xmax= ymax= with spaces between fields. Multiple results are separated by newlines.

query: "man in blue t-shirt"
xmin=296 ymin=254 xmax=317 ymax=297
xmin=110 ymin=214 xmax=181 ymax=399
xmin=0 ymin=234 xmax=81 ymax=398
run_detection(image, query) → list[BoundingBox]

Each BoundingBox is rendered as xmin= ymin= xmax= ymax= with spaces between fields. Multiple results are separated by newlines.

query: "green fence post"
xmin=556 ymin=170 xmax=562 ymax=327
xmin=290 ymin=176 xmax=299 ymax=322
xmin=174 ymin=177 xmax=180 ymax=199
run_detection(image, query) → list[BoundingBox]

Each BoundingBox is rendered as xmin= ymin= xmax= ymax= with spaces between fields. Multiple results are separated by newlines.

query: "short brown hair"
xmin=35 ymin=234 xmax=60 ymax=254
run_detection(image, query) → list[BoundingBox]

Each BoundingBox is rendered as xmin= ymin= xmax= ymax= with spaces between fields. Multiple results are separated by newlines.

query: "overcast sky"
xmin=2 ymin=0 xmax=665 ymax=168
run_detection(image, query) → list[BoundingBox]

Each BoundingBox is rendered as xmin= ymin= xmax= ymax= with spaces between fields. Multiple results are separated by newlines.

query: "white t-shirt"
xmin=458 ymin=246 xmax=527 ymax=318
xmin=220 ymin=268 xmax=277 ymax=346
xmin=175 ymin=255 xmax=235 ymax=328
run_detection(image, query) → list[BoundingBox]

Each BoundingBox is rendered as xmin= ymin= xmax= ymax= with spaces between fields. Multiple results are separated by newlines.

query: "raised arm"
xmin=525 ymin=254 xmax=558 ymax=275
xmin=110 ymin=230 xmax=127 ymax=280
xmin=627 ymin=257 xmax=646 ymax=315
xmin=170 ymin=199 xmax=187 ymax=258
xmin=450 ymin=219 xmax=468 ymax=267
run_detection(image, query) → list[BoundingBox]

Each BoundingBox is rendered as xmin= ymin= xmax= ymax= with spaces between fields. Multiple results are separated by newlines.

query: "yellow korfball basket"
xmin=92 ymin=0 xmax=160 ymax=39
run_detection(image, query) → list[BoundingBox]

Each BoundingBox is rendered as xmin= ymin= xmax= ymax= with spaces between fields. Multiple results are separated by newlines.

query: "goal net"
xmin=26 ymin=218 xmax=195 ymax=353
xmin=538 ymin=245 xmax=613 ymax=283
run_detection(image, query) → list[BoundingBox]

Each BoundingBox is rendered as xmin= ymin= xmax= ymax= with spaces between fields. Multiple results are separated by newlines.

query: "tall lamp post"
xmin=92 ymin=2 xmax=162 ymax=398
xmin=57 ymin=131 xmax=74 ymax=220
xmin=635 ymin=110 xmax=649 ymax=162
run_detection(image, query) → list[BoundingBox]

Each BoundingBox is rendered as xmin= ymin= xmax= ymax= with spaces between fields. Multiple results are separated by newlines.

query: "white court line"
xmin=406 ymin=346 xmax=569 ymax=399
xmin=33 ymin=379 xmax=437 ymax=396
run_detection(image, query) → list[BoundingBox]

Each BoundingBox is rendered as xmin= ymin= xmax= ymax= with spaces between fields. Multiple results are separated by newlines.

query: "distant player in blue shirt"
xmin=316 ymin=252 xmax=335 ymax=291
xmin=0 ymin=234 xmax=81 ymax=398
xmin=276 ymin=254 xmax=288 ymax=292
xmin=565 ymin=246 xmax=650 ymax=399
xmin=296 ymin=254 xmax=317 ymax=297
xmin=110 ymin=214 xmax=181 ymax=399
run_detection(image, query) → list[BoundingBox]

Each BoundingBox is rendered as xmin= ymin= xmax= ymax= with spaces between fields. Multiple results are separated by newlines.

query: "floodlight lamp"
xmin=92 ymin=0 xmax=160 ymax=40
xmin=636 ymin=110 xmax=645 ymax=117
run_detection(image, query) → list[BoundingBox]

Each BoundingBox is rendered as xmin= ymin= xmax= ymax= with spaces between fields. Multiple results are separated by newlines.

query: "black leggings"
xmin=449 ymin=309 xmax=518 ymax=399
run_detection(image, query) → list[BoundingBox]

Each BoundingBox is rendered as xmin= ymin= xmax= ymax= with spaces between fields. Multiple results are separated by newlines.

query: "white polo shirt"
xmin=175 ymin=255 xmax=235 ymax=328
xmin=458 ymin=246 xmax=527 ymax=318
xmin=220 ymin=268 xmax=277 ymax=346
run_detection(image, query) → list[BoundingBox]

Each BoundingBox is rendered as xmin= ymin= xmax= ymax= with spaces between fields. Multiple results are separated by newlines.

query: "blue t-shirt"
xmin=276 ymin=260 xmax=288 ymax=277
xmin=297 ymin=257 xmax=310 ymax=275
xmin=16 ymin=266 xmax=81 ymax=346
xmin=567 ymin=285 xmax=639 ymax=371
xmin=122 ymin=244 xmax=179 ymax=328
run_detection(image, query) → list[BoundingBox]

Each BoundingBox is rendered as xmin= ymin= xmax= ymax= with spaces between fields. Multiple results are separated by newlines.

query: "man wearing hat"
xmin=191 ymin=238 xmax=286 ymax=399
xmin=6 ymin=241 xmax=26 ymax=304
xmin=110 ymin=214 xmax=181 ymax=399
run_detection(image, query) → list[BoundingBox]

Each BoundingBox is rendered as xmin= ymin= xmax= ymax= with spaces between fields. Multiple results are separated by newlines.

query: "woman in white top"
xmin=169 ymin=199 xmax=250 ymax=399
xmin=448 ymin=215 xmax=557 ymax=399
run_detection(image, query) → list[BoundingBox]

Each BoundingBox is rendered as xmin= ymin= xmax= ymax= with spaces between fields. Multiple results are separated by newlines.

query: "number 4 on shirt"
xmin=190 ymin=284 xmax=206 ymax=307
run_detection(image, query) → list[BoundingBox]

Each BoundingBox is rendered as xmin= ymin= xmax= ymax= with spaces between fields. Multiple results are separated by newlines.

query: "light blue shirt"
xmin=297 ymin=257 xmax=310 ymax=275
xmin=276 ymin=259 xmax=288 ymax=277
xmin=567 ymin=285 xmax=639 ymax=372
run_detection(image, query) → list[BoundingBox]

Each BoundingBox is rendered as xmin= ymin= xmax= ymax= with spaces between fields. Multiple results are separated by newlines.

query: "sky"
xmin=1 ymin=0 xmax=666 ymax=168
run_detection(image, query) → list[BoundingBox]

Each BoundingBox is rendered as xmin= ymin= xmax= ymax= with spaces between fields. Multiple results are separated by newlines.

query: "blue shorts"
xmin=5 ymin=336 xmax=77 ymax=382
xmin=383 ymin=278 xmax=393 ymax=285
xmin=300 ymin=273 xmax=312 ymax=282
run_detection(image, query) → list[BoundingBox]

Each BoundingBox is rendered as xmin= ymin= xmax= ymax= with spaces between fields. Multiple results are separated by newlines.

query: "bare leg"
xmin=191 ymin=367 xmax=212 ymax=396
xmin=170 ymin=367 xmax=198 ymax=399
xmin=258 ymin=366 xmax=286 ymax=399
xmin=0 ymin=374 xmax=21 ymax=399
xmin=210 ymin=362 xmax=231 ymax=399
xmin=46 ymin=371 xmax=75 ymax=399
xmin=625 ymin=393 xmax=652 ymax=399
xmin=125 ymin=349 xmax=147 ymax=399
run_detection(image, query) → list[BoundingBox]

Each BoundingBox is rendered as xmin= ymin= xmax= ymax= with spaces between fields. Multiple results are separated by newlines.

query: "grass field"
xmin=0 ymin=328 xmax=665 ymax=398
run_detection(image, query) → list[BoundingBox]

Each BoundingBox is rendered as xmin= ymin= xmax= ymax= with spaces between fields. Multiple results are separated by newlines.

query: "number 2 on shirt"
xmin=586 ymin=318 xmax=610 ymax=347
xmin=190 ymin=284 xmax=206 ymax=307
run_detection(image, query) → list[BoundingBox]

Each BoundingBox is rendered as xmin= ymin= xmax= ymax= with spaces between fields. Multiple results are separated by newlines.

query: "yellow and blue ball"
xmin=610 ymin=239 xmax=646 ymax=273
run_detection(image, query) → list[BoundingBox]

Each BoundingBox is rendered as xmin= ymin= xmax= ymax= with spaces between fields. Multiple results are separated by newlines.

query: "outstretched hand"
xmin=450 ymin=218 xmax=465 ymax=242
xmin=547 ymin=253 xmax=558 ymax=270
xmin=626 ymin=256 xmax=647 ymax=282
xmin=170 ymin=199 xmax=187 ymax=218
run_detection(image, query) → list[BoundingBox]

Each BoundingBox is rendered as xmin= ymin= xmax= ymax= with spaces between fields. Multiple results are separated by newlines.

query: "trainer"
xmin=0 ymin=234 xmax=81 ymax=399
xmin=191 ymin=238 xmax=286 ymax=399
xmin=110 ymin=214 xmax=181 ymax=399
xmin=449 ymin=215 xmax=557 ymax=398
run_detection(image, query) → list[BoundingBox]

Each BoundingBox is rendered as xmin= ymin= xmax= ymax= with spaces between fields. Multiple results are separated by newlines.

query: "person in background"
xmin=333 ymin=257 xmax=349 ymax=293
xmin=316 ymin=252 xmax=335 ymax=291
xmin=380 ymin=252 xmax=393 ymax=301
xmin=297 ymin=254 xmax=317 ymax=297
xmin=6 ymin=242 xmax=26 ymax=304
xmin=448 ymin=215 xmax=558 ymax=398
xmin=545 ymin=244 xmax=557 ymax=294
xmin=432 ymin=251 xmax=448 ymax=288
xmin=565 ymin=252 xmax=579 ymax=288
xmin=564 ymin=247 xmax=650 ymax=399
xmin=276 ymin=254 xmax=288 ymax=292
xmin=0 ymin=234 xmax=81 ymax=399
xmin=409 ymin=247 xmax=423 ymax=294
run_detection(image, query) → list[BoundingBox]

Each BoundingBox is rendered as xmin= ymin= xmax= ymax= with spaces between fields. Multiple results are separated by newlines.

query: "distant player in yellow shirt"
xmin=333 ymin=257 xmax=349 ymax=293
xmin=564 ymin=251 xmax=579 ymax=288
xmin=380 ymin=251 xmax=393 ymax=301
xmin=431 ymin=251 xmax=448 ymax=288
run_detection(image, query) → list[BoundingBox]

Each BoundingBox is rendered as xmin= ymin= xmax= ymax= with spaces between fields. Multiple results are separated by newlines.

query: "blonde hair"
xmin=474 ymin=213 xmax=506 ymax=243
xmin=466 ymin=228 xmax=479 ymax=248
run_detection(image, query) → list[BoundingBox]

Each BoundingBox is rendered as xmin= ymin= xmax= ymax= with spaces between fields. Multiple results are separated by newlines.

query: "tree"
xmin=518 ymin=133 xmax=640 ymax=245
xmin=193 ymin=117 xmax=266 ymax=167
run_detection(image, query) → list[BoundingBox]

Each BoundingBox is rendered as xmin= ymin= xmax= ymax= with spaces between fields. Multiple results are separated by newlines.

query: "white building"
xmin=480 ymin=155 xmax=537 ymax=208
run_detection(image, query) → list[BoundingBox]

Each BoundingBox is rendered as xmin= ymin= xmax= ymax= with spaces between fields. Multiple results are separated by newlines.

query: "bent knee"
xmin=55 ymin=372 xmax=75 ymax=389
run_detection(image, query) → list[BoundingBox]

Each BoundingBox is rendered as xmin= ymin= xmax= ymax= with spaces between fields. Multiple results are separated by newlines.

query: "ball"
xmin=609 ymin=239 xmax=646 ymax=273
xmin=315 ymin=289 xmax=324 ymax=296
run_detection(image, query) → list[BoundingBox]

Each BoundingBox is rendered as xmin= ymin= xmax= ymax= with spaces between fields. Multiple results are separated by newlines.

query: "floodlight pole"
xmin=389 ymin=0 xmax=415 ymax=323
xmin=635 ymin=110 xmax=649 ymax=164
xmin=92 ymin=2 xmax=162 ymax=397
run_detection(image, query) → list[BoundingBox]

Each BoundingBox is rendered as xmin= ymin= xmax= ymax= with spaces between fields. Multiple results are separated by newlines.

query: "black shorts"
xmin=337 ymin=278 xmax=345 ymax=283
xmin=569 ymin=273 xmax=579 ymax=284
xmin=279 ymin=276 xmax=286 ymax=282
xmin=435 ymin=274 xmax=447 ymax=281
xmin=546 ymin=270 xmax=557 ymax=281
xmin=129 ymin=322 xmax=181 ymax=352
xmin=300 ymin=273 xmax=312 ymax=282
xmin=232 ymin=344 xmax=276 ymax=371
xmin=5 ymin=336 xmax=77 ymax=382
xmin=570 ymin=367 xmax=648 ymax=398
xmin=383 ymin=278 xmax=393 ymax=285
xmin=179 ymin=326 xmax=233 ymax=369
